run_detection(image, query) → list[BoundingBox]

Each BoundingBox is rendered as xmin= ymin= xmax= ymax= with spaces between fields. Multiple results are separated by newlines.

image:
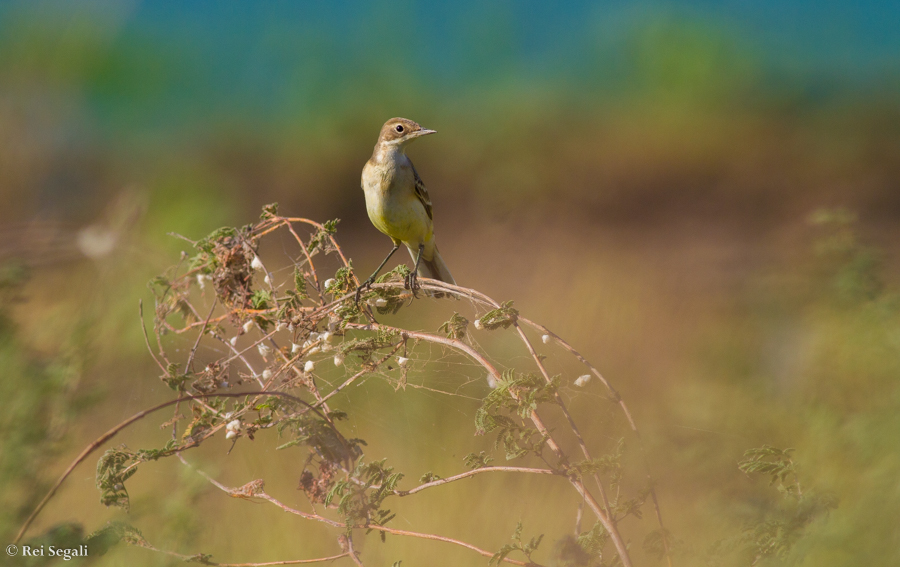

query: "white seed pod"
xmin=304 ymin=360 xmax=315 ymax=373
xmin=223 ymin=412 xmax=234 ymax=420
xmin=257 ymin=343 xmax=271 ymax=357
xmin=324 ymin=278 xmax=336 ymax=290
xmin=242 ymin=320 xmax=254 ymax=334
xmin=486 ymin=373 xmax=498 ymax=389
xmin=397 ymin=356 xmax=409 ymax=368
xmin=251 ymin=255 xmax=264 ymax=270
xmin=262 ymin=369 xmax=273 ymax=381
xmin=275 ymin=322 xmax=286 ymax=332
xmin=308 ymin=332 xmax=321 ymax=342
xmin=288 ymin=323 xmax=295 ymax=332
xmin=320 ymin=331 xmax=333 ymax=344
xmin=307 ymin=346 xmax=321 ymax=355
xmin=229 ymin=336 xmax=238 ymax=346
xmin=333 ymin=353 xmax=344 ymax=366
xmin=541 ymin=334 xmax=551 ymax=344
xmin=320 ymin=342 xmax=333 ymax=352
xmin=196 ymin=274 xmax=207 ymax=290
xmin=291 ymin=342 xmax=302 ymax=354
xmin=225 ymin=430 xmax=237 ymax=440
xmin=226 ymin=419 xmax=241 ymax=432
xmin=474 ymin=319 xmax=484 ymax=330
xmin=264 ymin=274 xmax=272 ymax=286
xmin=574 ymin=374 xmax=592 ymax=387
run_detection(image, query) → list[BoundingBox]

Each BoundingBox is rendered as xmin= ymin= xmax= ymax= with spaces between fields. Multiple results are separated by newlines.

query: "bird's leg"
xmin=405 ymin=243 xmax=425 ymax=297
xmin=355 ymin=243 xmax=400 ymax=305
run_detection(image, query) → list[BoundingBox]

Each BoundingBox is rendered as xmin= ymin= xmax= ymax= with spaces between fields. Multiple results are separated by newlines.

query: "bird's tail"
xmin=411 ymin=244 xmax=455 ymax=296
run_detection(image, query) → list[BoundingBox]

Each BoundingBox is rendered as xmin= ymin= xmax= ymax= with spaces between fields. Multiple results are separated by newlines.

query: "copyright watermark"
xmin=5 ymin=544 xmax=88 ymax=560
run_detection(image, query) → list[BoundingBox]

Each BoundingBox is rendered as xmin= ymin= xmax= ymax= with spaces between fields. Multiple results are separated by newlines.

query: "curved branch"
xmin=395 ymin=466 xmax=558 ymax=496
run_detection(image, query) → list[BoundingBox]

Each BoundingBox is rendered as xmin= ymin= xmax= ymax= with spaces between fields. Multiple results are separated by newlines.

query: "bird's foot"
xmin=354 ymin=279 xmax=373 ymax=306
xmin=404 ymin=271 xmax=420 ymax=298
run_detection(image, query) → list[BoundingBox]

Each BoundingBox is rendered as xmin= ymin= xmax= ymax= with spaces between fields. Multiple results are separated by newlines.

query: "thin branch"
xmin=185 ymin=296 xmax=218 ymax=374
xmin=138 ymin=300 xmax=167 ymax=374
xmin=395 ymin=466 xmax=558 ymax=496
xmin=130 ymin=535 xmax=351 ymax=566
xmin=345 ymin=535 xmax=364 ymax=567
xmin=366 ymin=525 xmax=540 ymax=567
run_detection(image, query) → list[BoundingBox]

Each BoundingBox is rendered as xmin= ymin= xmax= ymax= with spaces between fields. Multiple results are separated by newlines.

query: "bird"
xmin=356 ymin=117 xmax=455 ymax=302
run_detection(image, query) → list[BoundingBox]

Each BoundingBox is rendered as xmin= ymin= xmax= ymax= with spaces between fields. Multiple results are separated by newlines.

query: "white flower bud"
xmin=397 ymin=356 xmax=409 ymax=368
xmin=541 ymin=334 xmax=551 ymax=344
xmin=262 ymin=369 xmax=273 ymax=381
xmin=257 ymin=343 xmax=271 ymax=357
xmin=574 ymin=374 xmax=592 ymax=387
xmin=333 ymin=353 xmax=344 ymax=366
xmin=474 ymin=319 xmax=484 ymax=330
xmin=251 ymin=256 xmax=264 ymax=270
xmin=264 ymin=274 xmax=272 ymax=285
xmin=324 ymin=278 xmax=336 ymax=290
xmin=243 ymin=320 xmax=253 ymax=334
xmin=225 ymin=430 xmax=237 ymax=440
xmin=229 ymin=336 xmax=238 ymax=346
xmin=304 ymin=360 xmax=315 ymax=373
xmin=291 ymin=342 xmax=302 ymax=354
xmin=226 ymin=419 xmax=241 ymax=432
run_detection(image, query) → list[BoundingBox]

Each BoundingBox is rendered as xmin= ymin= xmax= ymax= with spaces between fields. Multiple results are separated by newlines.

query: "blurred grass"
xmin=0 ymin=2 xmax=899 ymax=565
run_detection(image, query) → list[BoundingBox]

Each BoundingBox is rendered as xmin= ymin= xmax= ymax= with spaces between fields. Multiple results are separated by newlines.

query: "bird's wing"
xmin=411 ymin=164 xmax=434 ymax=220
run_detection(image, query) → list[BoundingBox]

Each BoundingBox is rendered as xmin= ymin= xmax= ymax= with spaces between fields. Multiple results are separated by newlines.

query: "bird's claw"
xmin=355 ymin=280 xmax=373 ymax=306
xmin=404 ymin=271 xmax=420 ymax=298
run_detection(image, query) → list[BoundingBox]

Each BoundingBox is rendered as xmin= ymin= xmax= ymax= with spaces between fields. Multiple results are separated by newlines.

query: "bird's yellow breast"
xmin=361 ymin=158 xmax=433 ymax=246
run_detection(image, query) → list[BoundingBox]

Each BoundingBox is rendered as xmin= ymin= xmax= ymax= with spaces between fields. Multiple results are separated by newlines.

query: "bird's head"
xmin=376 ymin=117 xmax=436 ymax=148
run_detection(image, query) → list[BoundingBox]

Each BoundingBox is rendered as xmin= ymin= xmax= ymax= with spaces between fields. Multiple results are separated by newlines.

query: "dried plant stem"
xmin=395 ymin=466 xmax=557 ymax=496
xmin=130 ymin=536 xmax=351 ymax=567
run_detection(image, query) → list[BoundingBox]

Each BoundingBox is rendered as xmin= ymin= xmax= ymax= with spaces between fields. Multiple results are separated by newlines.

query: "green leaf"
xmin=438 ymin=312 xmax=469 ymax=340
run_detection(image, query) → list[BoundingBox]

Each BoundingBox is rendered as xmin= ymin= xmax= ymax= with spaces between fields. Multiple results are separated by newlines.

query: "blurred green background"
xmin=1 ymin=1 xmax=899 ymax=565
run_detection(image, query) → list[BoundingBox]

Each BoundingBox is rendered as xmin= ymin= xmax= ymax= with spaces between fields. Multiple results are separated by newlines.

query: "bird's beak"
xmin=413 ymin=128 xmax=437 ymax=137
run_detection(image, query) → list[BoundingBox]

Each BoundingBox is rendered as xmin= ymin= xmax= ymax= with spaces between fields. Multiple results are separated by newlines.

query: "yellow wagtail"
xmin=356 ymin=117 xmax=455 ymax=301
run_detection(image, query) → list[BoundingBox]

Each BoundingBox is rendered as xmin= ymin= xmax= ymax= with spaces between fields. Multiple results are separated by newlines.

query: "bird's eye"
xmin=395 ymin=125 xmax=404 ymax=133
